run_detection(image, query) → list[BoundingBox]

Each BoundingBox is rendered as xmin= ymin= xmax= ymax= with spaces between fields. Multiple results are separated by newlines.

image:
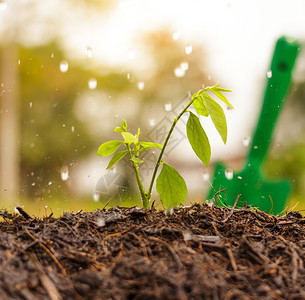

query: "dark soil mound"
xmin=0 ymin=204 xmax=305 ymax=299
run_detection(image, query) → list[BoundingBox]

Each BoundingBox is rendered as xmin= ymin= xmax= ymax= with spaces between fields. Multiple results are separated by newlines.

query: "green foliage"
xmin=98 ymin=83 xmax=232 ymax=209
xmin=156 ymin=163 xmax=187 ymax=207
xmin=186 ymin=112 xmax=211 ymax=167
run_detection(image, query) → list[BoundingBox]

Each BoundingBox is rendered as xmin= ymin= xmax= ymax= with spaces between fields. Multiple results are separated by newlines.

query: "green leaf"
xmin=114 ymin=127 xmax=123 ymax=133
xmin=202 ymin=94 xmax=227 ymax=144
xmin=139 ymin=142 xmax=163 ymax=149
xmin=97 ymin=140 xmax=122 ymax=156
xmin=106 ymin=150 xmax=127 ymax=169
xmin=121 ymin=132 xmax=136 ymax=144
xmin=156 ymin=163 xmax=187 ymax=207
xmin=211 ymin=90 xmax=234 ymax=109
xmin=193 ymin=95 xmax=209 ymax=117
xmin=121 ymin=119 xmax=127 ymax=131
xmin=186 ymin=112 xmax=211 ymax=167
xmin=131 ymin=157 xmax=144 ymax=164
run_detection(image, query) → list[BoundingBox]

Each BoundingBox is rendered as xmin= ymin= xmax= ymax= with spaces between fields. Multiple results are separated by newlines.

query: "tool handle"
xmin=247 ymin=37 xmax=300 ymax=168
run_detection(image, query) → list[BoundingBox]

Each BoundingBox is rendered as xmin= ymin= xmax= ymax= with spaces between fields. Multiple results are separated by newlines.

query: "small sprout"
xmin=97 ymin=82 xmax=232 ymax=209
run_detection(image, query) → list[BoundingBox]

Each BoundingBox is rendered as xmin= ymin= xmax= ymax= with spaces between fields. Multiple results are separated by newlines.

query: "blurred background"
xmin=1 ymin=0 xmax=305 ymax=216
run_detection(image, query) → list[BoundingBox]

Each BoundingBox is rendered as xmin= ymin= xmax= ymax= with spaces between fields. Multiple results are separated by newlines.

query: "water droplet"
xmin=149 ymin=119 xmax=155 ymax=126
xmin=253 ymin=145 xmax=258 ymax=149
xmin=61 ymin=165 xmax=69 ymax=181
xmin=225 ymin=168 xmax=233 ymax=180
xmin=86 ymin=46 xmax=93 ymax=58
xmin=202 ymin=171 xmax=209 ymax=181
xmin=164 ymin=103 xmax=172 ymax=111
xmin=237 ymin=176 xmax=242 ymax=180
xmin=17 ymin=59 xmax=21 ymax=65
xmin=48 ymin=181 xmax=52 ymax=185
xmin=93 ymin=192 xmax=100 ymax=202
xmin=137 ymin=81 xmax=144 ymax=90
xmin=71 ymin=125 xmax=75 ymax=133
xmin=31 ymin=182 xmax=36 ymax=186
xmin=88 ymin=78 xmax=97 ymax=90
xmin=51 ymin=53 xmax=54 ymax=58
xmin=185 ymin=45 xmax=192 ymax=55
xmin=59 ymin=60 xmax=68 ymax=73
xmin=97 ymin=217 xmax=105 ymax=227
xmin=267 ymin=70 xmax=272 ymax=78
xmin=172 ymin=32 xmax=180 ymax=40
xmin=174 ymin=67 xmax=185 ymax=78
xmin=242 ymin=136 xmax=250 ymax=147
xmin=127 ymin=73 xmax=130 ymax=79
xmin=180 ymin=61 xmax=189 ymax=71
xmin=206 ymin=199 xmax=214 ymax=207
xmin=29 ymin=102 xmax=32 ymax=108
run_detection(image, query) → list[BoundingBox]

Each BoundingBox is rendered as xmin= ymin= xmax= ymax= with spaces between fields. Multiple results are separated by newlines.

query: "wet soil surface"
xmin=1 ymin=204 xmax=305 ymax=299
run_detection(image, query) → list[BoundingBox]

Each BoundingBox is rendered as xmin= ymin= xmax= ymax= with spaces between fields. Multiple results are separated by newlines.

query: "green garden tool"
xmin=208 ymin=36 xmax=300 ymax=215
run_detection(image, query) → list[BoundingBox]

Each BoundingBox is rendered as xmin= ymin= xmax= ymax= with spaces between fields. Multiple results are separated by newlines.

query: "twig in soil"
xmin=241 ymin=236 xmax=269 ymax=265
xmin=148 ymin=236 xmax=183 ymax=271
xmin=225 ymin=243 xmax=238 ymax=271
xmin=222 ymin=194 xmax=241 ymax=223
xmin=24 ymin=227 xmax=66 ymax=275
xmin=15 ymin=207 xmax=32 ymax=220
xmin=27 ymin=252 xmax=62 ymax=300
xmin=212 ymin=188 xmax=226 ymax=206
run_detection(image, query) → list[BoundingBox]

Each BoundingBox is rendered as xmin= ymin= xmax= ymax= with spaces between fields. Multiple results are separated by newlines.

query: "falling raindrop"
xmin=137 ymin=81 xmax=144 ymax=90
xmin=59 ymin=60 xmax=69 ymax=73
xmin=237 ymin=176 xmax=242 ymax=180
xmin=61 ymin=165 xmax=69 ymax=181
xmin=164 ymin=103 xmax=172 ymax=111
xmin=31 ymin=182 xmax=36 ymax=186
xmin=149 ymin=119 xmax=155 ymax=126
xmin=202 ymin=171 xmax=209 ymax=181
xmin=185 ymin=45 xmax=192 ymax=55
xmin=225 ymin=168 xmax=233 ymax=180
xmin=180 ymin=61 xmax=189 ymax=71
xmin=267 ymin=70 xmax=272 ymax=78
xmin=93 ymin=192 xmax=100 ymax=202
xmin=71 ymin=125 xmax=75 ymax=133
xmin=86 ymin=46 xmax=93 ymax=58
xmin=88 ymin=78 xmax=97 ymax=90
xmin=172 ymin=32 xmax=180 ymax=40
xmin=127 ymin=73 xmax=130 ymax=79
xmin=242 ymin=136 xmax=250 ymax=147
xmin=17 ymin=59 xmax=20 ymax=65
xmin=51 ymin=53 xmax=54 ymax=58
xmin=174 ymin=67 xmax=185 ymax=78
xmin=29 ymin=102 xmax=32 ymax=108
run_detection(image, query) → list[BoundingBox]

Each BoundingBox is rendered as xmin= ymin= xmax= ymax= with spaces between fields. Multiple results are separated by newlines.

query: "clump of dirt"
xmin=0 ymin=203 xmax=305 ymax=299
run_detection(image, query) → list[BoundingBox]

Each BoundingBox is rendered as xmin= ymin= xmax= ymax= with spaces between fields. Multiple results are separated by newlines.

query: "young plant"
xmin=97 ymin=82 xmax=233 ymax=209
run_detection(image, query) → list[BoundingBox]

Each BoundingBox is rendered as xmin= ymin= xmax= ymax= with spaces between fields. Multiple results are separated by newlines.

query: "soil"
xmin=0 ymin=204 xmax=305 ymax=300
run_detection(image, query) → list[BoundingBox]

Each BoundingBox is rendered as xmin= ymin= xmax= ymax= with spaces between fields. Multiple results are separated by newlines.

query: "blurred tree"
xmin=15 ymin=42 xmax=130 ymax=199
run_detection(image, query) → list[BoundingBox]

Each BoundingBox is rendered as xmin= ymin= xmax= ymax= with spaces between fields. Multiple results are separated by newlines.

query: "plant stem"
xmin=126 ymin=144 xmax=149 ymax=208
xmin=147 ymin=96 xmax=196 ymax=199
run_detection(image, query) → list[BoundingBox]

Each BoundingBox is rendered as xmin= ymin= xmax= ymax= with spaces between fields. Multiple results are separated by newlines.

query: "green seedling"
xmin=97 ymin=82 xmax=233 ymax=209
